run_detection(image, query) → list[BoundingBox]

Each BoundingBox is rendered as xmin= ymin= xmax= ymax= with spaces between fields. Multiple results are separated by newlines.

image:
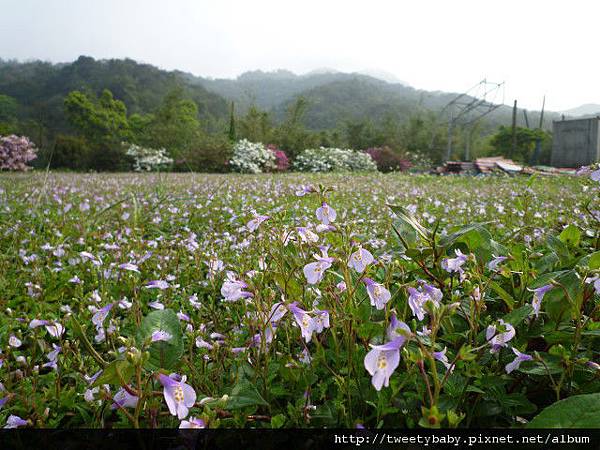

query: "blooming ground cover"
xmin=0 ymin=171 xmax=599 ymax=429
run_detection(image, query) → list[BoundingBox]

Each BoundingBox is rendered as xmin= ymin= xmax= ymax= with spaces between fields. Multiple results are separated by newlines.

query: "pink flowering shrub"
xmin=267 ymin=144 xmax=289 ymax=171
xmin=0 ymin=135 xmax=37 ymax=171
xmin=366 ymin=146 xmax=412 ymax=173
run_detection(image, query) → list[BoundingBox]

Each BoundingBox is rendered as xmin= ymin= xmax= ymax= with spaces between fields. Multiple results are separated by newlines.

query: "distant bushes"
xmin=293 ymin=147 xmax=377 ymax=172
xmin=229 ymin=139 xmax=276 ymax=173
xmin=366 ymin=146 xmax=412 ymax=172
xmin=18 ymin=134 xmax=423 ymax=174
xmin=125 ymin=144 xmax=173 ymax=172
xmin=0 ymin=134 xmax=37 ymax=171
xmin=174 ymin=137 xmax=232 ymax=173
xmin=267 ymin=144 xmax=290 ymax=172
xmin=51 ymin=134 xmax=91 ymax=170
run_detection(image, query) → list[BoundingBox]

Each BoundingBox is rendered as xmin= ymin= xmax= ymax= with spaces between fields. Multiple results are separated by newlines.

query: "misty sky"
xmin=1 ymin=0 xmax=598 ymax=111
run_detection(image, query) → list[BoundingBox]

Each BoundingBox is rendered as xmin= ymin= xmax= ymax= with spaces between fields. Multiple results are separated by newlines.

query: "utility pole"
xmin=446 ymin=111 xmax=454 ymax=161
xmin=511 ymin=100 xmax=517 ymax=159
xmin=530 ymin=95 xmax=546 ymax=166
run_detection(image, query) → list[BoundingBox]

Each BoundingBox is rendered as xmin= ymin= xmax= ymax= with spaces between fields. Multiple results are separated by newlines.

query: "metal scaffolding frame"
xmin=434 ymin=79 xmax=506 ymax=161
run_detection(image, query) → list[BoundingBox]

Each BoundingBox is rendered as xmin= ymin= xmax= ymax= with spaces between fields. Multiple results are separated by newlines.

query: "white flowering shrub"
xmin=229 ymin=139 xmax=276 ymax=174
xmin=293 ymin=147 xmax=377 ymax=172
xmin=125 ymin=144 xmax=173 ymax=172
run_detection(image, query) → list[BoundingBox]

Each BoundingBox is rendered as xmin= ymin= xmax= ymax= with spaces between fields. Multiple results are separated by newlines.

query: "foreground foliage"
xmin=0 ymin=171 xmax=598 ymax=429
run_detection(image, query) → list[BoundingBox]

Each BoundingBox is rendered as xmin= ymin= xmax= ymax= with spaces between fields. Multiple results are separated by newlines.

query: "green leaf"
xmin=489 ymin=281 xmax=515 ymax=309
xmin=137 ymin=309 xmax=183 ymax=370
xmin=503 ymin=304 xmax=533 ymax=326
xmin=226 ymin=380 xmax=269 ymax=410
xmin=558 ymin=224 xmax=581 ymax=247
xmin=69 ymin=317 xmax=107 ymax=367
xmin=392 ymin=221 xmax=418 ymax=250
xmin=270 ymin=414 xmax=286 ymax=428
xmin=587 ymin=251 xmax=600 ymax=270
xmin=388 ymin=204 xmax=430 ymax=243
xmin=439 ymin=223 xmax=492 ymax=249
xmin=547 ymin=235 xmax=571 ymax=266
xmin=527 ymin=393 xmax=600 ymax=428
xmin=92 ymin=359 xmax=135 ymax=387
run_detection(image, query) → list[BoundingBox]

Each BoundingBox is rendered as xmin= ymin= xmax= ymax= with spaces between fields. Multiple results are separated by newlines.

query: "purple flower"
xmin=363 ymin=278 xmax=391 ymax=310
xmin=486 ymin=319 xmax=516 ymax=352
xmin=8 ymin=335 xmax=21 ymax=348
xmin=151 ymin=330 xmax=173 ymax=342
xmin=303 ymin=247 xmax=334 ymax=285
xmin=29 ymin=319 xmax=49 ymax=329
xmin=586 ymin=276 xmax=600 ymax=296
xmin=111 ymin=388 xmax=139 ymax=410
xmin=364 ymin=337 xmax=404 ymax=390
xmin=221 ymin=272 xmax=252 ymax=301
xmin=43 ymin=344 xmax=61 ymax=370
xmin=146 ymin=280 xmax=169 ymax=290
xmin=386 ymin=314 xmax=411 ymax=343
xmin=206 ymin=256 xmax=224 ymax=278
xmin=313 ymin=308 xmax=330 ymax=333
xmin=159 ymin=373 xmax=197 ymax=420
xmin=119 ymin=263 xmax=140 ymax=273
xmin=433 ymin=347 xmax=453 ymax=372
xmin=4 ymin=415 xmax=28 ymax=429
xmin=246 ymin=214 xmax=269 ymax=232
xmin=348 ymin=247 xmax=374 ymax=274
xmin=591 ymin=168 xmax=600 ymax=182
xmin=288 ymin=302 xmax=316 ymax=343
xmin=69 ymin=275 xmax=82 ymax=284
xmin=297 ymin=227 xmax=319 ymax=244
xmin=336 ymin=281 xmax=347 ymax=292
xmin=0 ymin=395 xmax=11 ymax=410
xmin=92 ymin=303 xmax=113 ymax=328
xmin=441 ymin=249 xmax=468 ymax=275
xmin=315 ymin=202 xmax=337 ymax=225
xmin=529 ymin=284 xmax=553 ymax=317
xmin=148 ymin=301 xmax=165 ymax=310
xmin=505 ymin=348 xmax=533 ymax=374
xmin=195 ymin=337 xmax=213 ymax=350
xmin=587 ymin=361 xmax=600 ymax=371
xmin=488 ymin=255 xmax=508 ymax=271
xmin=407 ymin=283 xmax=442 ymax=321
xmin=295 ymin=185 xmax=314 ymax=196
xmin=45 ymin=322 xmax=65 ymax=338
xmin=267 ymin=302 xmax=288 ymax=323
xmin=179 ymin=417 xmax=206 ymax=428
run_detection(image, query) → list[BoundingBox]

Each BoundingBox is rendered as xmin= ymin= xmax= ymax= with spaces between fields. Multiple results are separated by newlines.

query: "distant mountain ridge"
xmin=194 ymin=68 xmax=557 ymax=132
xmin=560 ymin=103 xmax=600 ymax=117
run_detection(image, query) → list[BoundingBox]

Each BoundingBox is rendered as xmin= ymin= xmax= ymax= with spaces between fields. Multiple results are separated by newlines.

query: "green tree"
xmin=0 ymin=94 xmax=19 ymax=134
xmin=238 ymin=105 xmax=272 ymax=143
xmin=148 ymin=88 xmax=202 ymax=156
xmin=344 ymin=119 xmax=384 ymax=150
xmin=273 ymin=97 xmax=318 ymax=157
xmin=228 ymin=101 xmax=236 ymax=141
xmin=64 ymin=89 xmax=130 ymax=144
xmin=64 ymin=89 xmax=131 ymax=170
xmin=489 ymin=126 xmax=552 ymax=163
xmin=129 ymin=113 xmax=154 ymax=145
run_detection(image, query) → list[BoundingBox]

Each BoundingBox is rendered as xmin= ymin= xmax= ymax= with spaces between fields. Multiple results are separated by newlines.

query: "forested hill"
xmin=0 ymin=56 xmax=229 ymax=133
xmin=0 ymin=55 xmax=557 ymax=140
xmin=197 ymin=70 xmax=556 ymax=132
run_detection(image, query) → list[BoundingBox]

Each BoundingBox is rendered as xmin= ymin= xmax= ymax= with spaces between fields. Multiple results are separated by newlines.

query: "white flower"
xmin=229 ymin=139 xmax=276 ymax=174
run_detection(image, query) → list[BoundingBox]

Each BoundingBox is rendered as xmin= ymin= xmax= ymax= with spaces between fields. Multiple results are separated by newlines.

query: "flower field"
xmin=0 ymin=171 xmax=599 ymax=429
